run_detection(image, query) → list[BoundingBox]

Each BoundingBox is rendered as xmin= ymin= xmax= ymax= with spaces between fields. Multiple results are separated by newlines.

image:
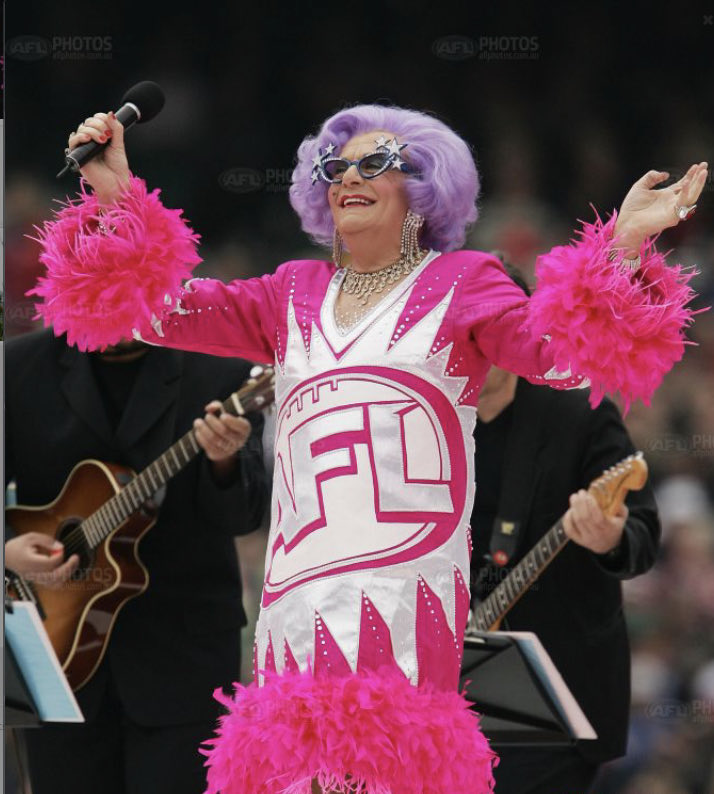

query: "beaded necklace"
xmin=334 ymin=249 xmax=428 ymax=333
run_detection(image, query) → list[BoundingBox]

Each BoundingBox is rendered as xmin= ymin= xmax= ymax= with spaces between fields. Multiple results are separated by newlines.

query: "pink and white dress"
xmin=30 ymin=177 xmax=697 ymax=794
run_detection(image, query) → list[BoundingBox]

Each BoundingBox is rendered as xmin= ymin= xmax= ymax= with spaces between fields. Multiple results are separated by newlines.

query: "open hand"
xmin=615 ymin=162 xmax=708 ymax=254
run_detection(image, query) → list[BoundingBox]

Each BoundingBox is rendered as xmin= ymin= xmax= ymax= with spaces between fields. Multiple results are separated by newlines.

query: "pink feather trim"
xmin=526 ymin=212 xmax=699 ymax=411
xmin=28 ymin=176 xmax=201 ymax=351
xmin=202 ymin=668 xmax=497 ymax=794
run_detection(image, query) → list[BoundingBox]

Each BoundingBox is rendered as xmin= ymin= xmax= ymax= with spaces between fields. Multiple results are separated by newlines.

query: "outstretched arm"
xmin=463 ymin=164 xmax=706 ymax=409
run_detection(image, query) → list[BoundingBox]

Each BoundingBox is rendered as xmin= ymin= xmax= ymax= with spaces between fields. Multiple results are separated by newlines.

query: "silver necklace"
xmin=334 ymin=249 xmax=428 ymax=334
xmin=341 ymin=250 xmax=428 ymax=305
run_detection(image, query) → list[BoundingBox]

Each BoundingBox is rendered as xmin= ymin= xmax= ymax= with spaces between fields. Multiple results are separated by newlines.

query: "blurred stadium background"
xmin=4 ymin=3 xmax=714 ymax=792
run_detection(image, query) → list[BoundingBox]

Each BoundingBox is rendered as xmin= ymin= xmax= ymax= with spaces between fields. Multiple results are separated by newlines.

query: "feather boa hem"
xmin=201 ymin=668 xmax=497 ymax=794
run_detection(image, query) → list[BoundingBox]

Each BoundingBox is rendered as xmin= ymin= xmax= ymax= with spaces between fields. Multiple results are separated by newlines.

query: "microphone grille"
xmin=120 ymin=81 xmax=165 ymax=123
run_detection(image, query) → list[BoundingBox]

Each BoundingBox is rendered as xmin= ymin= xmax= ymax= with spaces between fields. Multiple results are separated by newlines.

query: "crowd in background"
xmin=4 ymin=2 xmax=713 ymax=792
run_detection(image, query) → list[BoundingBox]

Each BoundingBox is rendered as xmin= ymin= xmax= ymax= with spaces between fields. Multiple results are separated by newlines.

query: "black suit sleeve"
xmin=195 ymin=409 xmax=269 ymax=536
xmin=578 ymin=398 xmax=661 ymax=579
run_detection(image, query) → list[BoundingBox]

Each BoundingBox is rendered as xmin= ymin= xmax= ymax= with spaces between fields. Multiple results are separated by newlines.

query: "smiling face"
xmin=327 ymin=130 xmax=411 ymax=247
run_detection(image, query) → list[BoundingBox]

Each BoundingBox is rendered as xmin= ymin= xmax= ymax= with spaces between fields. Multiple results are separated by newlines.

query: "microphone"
xmin=57 ymin=80 xmax=165 ymax=179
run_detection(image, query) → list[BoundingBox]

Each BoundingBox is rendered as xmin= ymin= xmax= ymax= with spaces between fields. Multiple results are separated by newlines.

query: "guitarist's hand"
xmin=4 ymin=534 xmax=80 ymax=589
xmin=563 ymin=490 xmax=628 ymax=555
xmin=194 ymin=401 xmax=252 ymax=462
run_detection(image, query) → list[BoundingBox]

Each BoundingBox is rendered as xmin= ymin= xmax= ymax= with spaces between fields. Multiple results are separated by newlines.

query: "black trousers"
xmin=493 ymin=746 xmax=599 ymax=794
xmin=23 ymin=673 xmax=222 ymax=794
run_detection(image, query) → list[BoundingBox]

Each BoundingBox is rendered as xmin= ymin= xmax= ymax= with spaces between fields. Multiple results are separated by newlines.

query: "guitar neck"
xmin=470 ymin=453 xmax=647 ymax=633
xmin=472 ymin=519 xmax=570 ymax=631
xmin=81 ymin=430 xmax=203 ymax=548
xmin=80 ymin=391 xmax=253 ymax=549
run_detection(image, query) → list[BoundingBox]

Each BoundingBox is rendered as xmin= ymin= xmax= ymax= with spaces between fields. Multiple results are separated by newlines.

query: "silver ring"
xmin=676 ymin=204 xmax=697 ymax=221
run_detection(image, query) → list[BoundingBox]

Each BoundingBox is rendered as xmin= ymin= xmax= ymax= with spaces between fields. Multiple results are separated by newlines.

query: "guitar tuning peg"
xmin=250 ymin=365 xmax=265 ymax=378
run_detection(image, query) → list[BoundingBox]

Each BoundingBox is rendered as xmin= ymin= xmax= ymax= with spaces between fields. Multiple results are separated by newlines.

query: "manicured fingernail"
xmin=99 ymin=135 xmax=107 ymax=142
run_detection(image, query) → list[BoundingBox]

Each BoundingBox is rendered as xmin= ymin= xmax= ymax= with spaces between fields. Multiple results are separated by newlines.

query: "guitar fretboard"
xmin=81 ymin=430 xmax=202 ymax=548
xmin=74 ymin=380 xmax=272 ymax=550
xmin=472 ymin=519 xmax=569 ymax=631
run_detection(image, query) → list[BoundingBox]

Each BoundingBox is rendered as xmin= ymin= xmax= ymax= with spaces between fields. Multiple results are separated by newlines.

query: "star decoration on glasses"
xmin=311 ymin=152 xmax=323 ymax=184
xmin=384 ymin=138 xmax=407 ymax=156
xmin=310 ymin=136 xmax=412 ymax=186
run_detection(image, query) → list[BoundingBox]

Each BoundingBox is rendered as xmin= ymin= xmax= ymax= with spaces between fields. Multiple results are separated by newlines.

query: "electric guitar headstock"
xmin=588 ymin=452 xmax=648 ymax=517
xmin=221 ymin=365 xmax=276 ymax=416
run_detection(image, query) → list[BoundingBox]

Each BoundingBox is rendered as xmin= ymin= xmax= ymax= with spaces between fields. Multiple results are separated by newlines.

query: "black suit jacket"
xmin=5 ymin=329 xmax=269 ymax=726
xmin=470 ymin=379 xmax=660 ymax=763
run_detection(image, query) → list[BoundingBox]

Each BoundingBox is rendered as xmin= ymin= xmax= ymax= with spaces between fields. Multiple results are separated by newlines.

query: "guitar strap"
xmin=488 ymin=379 xmax=549 ymax=568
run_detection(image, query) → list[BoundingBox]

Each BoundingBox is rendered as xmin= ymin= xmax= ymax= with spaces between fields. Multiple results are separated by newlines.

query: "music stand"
xmin=5 ymin=635 xmax=42 ymax=727
xmin=460 ymin=631 xmax=596 ymax=747
xmin=4 ymin=598 xmax=84 ymax=726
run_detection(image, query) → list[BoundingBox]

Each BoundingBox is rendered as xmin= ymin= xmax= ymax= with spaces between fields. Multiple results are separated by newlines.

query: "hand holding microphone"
xmin=60 ymin=80 xmax=164 ymax=206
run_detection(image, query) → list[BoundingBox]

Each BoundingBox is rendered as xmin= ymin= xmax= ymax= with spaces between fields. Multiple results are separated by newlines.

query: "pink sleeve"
xmin=457 ymin=213 xmax=698 ymax=409
xmin=456 ymin=254 xmax=587 ymax=390
xmin=28 ymin=175 xmax=282 ymax=361
xmin=137 ymin=270 xmax=284 ymax=362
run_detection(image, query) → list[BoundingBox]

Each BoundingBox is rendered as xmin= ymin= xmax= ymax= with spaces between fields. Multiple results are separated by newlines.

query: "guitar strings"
xmin=51 ymin=374 xmax=274 ymax=564
xmin=58 ymin=429 xmax=201 ymax=558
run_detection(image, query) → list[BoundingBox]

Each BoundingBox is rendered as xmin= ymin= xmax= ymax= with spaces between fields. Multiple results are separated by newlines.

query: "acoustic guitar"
xmin=467 ymin=453 xmax=648 ymax=633
xmin=6 ymin=366 xmax=275 ymax=691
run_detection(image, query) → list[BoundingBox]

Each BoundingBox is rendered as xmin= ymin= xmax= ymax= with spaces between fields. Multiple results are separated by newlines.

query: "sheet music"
xmin=4 ymin=601 xmax=84 ymax=722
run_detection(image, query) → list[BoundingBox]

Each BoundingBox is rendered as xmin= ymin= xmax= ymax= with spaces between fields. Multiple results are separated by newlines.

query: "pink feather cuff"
xmin=201 ymin=668 xmax=497 ymax=794
xmin=526 ymin=213 xmax=699 ymax=410
xmin=28 ymin=176 xmax=202 ymax=351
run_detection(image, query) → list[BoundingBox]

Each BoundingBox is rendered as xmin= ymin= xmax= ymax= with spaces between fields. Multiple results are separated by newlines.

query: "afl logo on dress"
xmin=263 ymin=366 xmax=467 ymax=606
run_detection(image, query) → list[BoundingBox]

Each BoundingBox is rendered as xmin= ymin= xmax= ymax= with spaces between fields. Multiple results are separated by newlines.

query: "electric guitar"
xmin=6 ymin=366 xmax=275 ymax=691
xmin=467 ymin=453 xmax=648 ymax=633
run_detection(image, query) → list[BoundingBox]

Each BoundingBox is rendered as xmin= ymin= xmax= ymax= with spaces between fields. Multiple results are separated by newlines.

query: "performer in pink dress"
xmin=30 ymin=104 xmax=706 ymax=794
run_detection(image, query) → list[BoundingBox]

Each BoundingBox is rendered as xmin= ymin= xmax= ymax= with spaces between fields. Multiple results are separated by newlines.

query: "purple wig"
xmin=289 ymin=105 xmax=480 ymax=253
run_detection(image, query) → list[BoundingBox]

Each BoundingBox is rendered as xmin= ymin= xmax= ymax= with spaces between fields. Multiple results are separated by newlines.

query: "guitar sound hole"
xmin=57 ymin=519 xmax=95 ymax=580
